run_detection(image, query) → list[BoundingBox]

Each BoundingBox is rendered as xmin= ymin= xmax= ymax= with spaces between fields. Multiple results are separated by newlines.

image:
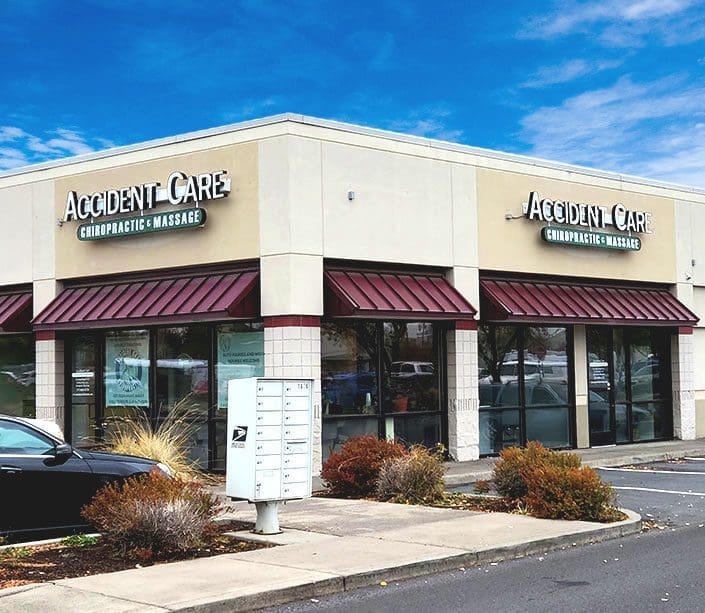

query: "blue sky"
xmin=2 ymin=0 xmax=705 ymax=186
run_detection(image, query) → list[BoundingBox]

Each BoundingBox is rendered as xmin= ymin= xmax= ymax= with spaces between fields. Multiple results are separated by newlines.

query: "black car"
xmin=0 ymin=414 xmax=171 ymax=540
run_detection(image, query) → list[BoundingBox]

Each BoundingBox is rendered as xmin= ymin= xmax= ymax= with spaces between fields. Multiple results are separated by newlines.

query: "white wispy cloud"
xmin=0 ymin=127 xmax=115 ymax=171
xmin=517 ymin=75 xmax=705 ymax=187
xmin=521 ymin=0 xmax=705 ymax=46
xmin=521 ymin=58 xmax=624 ymax=88
xmin=389 ymin=106 xmax=464 ymax=142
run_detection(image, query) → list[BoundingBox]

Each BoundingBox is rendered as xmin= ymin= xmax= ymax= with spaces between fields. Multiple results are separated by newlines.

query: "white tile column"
xmin=263 ymin=316 xmax=323 ymax=472
xmin=33 ymin=280 xmax=65 ymax=430
xmin=672 ymin=328 xmax=696 ymax=440
xmin=446 ymin=322 xmax=479 ymax=461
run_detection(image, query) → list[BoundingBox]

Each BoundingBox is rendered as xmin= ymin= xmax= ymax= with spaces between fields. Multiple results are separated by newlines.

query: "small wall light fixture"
xmin=347 ymin=190 xmax=355 ymax=201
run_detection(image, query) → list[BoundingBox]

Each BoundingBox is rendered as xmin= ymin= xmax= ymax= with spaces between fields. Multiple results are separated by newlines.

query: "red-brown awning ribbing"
xmin=480 ymin=278 xmax=698 ymax=326
xmin=324 ymin=270 xmax=477 ymax=320
xmin=32 ymin=271 xmax=259 ymax=330
xmin=0 ymin=292 xmax=33 ymax=332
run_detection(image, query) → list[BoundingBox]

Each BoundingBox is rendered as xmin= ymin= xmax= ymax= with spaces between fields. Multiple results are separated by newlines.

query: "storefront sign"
xmin=63 ymin=169 xmax=230 ymax=241
xmin=78 ymin=207 xmax=206 ymax=241
xmin=216 ymin=331 xmax=265 ymax=408
xmin=541 ymin=227 xmax=641 ymax=251
xmin=105 ymin=333 xmax=150 ymax=407
xmin=523 ymin=191 xmax=651 ymax=251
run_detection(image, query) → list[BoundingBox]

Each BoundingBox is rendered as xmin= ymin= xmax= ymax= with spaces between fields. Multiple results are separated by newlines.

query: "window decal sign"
xmin=105 ymin=333 xmax=150 ymax=407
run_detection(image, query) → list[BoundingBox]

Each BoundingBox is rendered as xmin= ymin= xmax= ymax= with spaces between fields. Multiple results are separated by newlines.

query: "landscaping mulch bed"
xmin=0 ymin=520 xmax=267 ymax=591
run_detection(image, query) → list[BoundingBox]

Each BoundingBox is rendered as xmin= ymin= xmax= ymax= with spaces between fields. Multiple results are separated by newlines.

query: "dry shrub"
xmin=376 ymin=445 xmax=445 ymax=503
xmin=493 ymin=441 xmax=581 ymax=501
xmin=105 ymin=398 xmax=203 ymax=480
xmin=522 ymin=464 xmax=618 ymax=522
xmin=321 ymin=435 xmax=406 ymax=497
xmin=81 ymin=472 xmax=220 ymax=557
xmin=473 ymin=479 xmax=491 ymax=495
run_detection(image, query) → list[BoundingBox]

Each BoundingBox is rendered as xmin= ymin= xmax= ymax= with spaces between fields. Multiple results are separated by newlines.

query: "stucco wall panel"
xmin=0 ymin=183 xmax=33 ymax=286
xmin=53 ymin=143 xmax=259 ymax=280
xmin=321 ymin=143 xmax=454 ymax=266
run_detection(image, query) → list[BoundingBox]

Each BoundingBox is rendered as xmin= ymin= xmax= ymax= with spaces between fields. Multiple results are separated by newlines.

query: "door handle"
xmin=0 ymin=465 xmax=22 ymax=474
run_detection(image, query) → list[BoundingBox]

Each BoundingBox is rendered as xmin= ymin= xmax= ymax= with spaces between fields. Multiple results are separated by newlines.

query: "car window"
xmin=419 ymin=364 xmax=433 ymax=373
xmin=402 ymin=364 xmax=415 ymax=374
xmin=0 ymin=420 xmax=55 ymax=455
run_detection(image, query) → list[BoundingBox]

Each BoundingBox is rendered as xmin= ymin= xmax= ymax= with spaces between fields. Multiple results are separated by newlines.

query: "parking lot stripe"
xmin=598 ymin=467 xmax=705 ymax=476
xmin=683 ymin=457 xmax=705 ymax=461
xmin=612 ymin=486 xmax=705 ymax=497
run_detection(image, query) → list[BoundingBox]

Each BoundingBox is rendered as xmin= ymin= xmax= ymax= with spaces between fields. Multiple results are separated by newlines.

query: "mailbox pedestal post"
xmin=254 ymin=501 xmax=281 ymax=534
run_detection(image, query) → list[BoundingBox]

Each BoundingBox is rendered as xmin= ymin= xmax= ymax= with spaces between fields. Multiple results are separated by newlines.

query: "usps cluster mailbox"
xmin=226 ymin=377 xmax=313 ymax=502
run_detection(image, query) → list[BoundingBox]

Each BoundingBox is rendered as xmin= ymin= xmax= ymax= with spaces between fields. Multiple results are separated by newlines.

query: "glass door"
xmin=70 ymin=334 xmax=98 ymax=446
xmin=587 ymin=327 xmax=671 ymax=446
xmin=587 ymin=327 xmax=615 ymax=446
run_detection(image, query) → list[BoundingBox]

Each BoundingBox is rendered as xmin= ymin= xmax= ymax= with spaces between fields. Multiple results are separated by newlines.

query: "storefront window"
xmin=478 ymin=324 xmax=572 ymax=453
xmin=321 ymin=320 xmax=445 ymax=462
xmin=216 ymin=323 xmax=265 ymax=412
xmin=156 ymin=326 xmax=210 ymax=417
xmin=382 ymin=322 xmax=439 ymax=415
xmin=322 ymin=321 xmax=378 ymax=417
xmin=103 ymin=329 xmax=151 ymax=442
xmin=0 ymin=335 xmax=35 ymax=418
xmin=214 ymin=322 xmax=264 ymax=470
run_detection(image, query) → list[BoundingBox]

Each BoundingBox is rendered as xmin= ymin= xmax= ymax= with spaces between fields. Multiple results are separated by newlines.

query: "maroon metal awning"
xmin=480 ymin=278 xmax=698 ymax=326
xmin=33 ymin=271 xmax=259 ymax=331
xmin=0 ymin=292 xmax=33 ymax=332
xmin=324 ymin=269 xmax=477 ymax=320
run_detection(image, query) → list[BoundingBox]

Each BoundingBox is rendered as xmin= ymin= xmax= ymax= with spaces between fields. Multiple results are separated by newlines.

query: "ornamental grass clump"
xmin=105 ymin=397 xmax=202 ymax=480
xmin=81 ymin=472 xmax=220 ymax=558
xmin=321 ymin=435 xmax=406 ymax=497
xmin=376 ymin=445 xmax=446 ymax=504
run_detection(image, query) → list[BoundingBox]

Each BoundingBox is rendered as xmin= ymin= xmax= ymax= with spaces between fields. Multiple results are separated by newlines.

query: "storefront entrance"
xmin=587 ymin=327 xmax=672 ymax=446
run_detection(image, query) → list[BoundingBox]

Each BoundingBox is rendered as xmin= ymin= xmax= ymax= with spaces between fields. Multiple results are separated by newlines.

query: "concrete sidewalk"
xmin=0 ymin=497 xmax=641 ymax=613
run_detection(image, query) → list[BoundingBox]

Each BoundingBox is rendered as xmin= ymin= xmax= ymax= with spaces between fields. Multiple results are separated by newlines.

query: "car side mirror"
xmin=54 ymin=442 xmax=73 ymax=458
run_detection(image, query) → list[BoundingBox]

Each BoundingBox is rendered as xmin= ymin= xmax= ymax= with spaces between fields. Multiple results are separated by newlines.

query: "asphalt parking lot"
xmin=596 ymin=457 xmax=705 ymax=527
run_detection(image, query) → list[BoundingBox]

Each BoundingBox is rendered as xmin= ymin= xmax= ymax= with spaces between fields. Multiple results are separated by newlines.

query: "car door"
xmin=0 ymin=419 xmax=95 ymax=534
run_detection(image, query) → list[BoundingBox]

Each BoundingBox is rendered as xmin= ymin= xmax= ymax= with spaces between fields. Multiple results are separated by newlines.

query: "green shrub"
xmin=522 ymin=464 xmax=617 ymax=522
xmin=321 ymin=435 xmax=406 ymax=497
xmin=493 ymin=441 xmax=581 ymax=501
xmin=81 ymin=472 xmax=220 ymax=558
xmin=376 ymin=445 xmax=445 ymax=503
xmin=61 ymin=534 xmax=99 ymax=547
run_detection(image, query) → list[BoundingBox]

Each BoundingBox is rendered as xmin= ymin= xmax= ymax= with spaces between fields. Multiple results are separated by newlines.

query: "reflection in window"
xmin=0 ymin=335 xmax=35 ymax=418
xmin=478 ymin=324 xmax=572 ymax=452
xmin=383 ymin=322 xmax=439 ymax=414
xmin=322 ymin=322 xmax=378 ymax=417
xmin=322 ymin=417 xmax=379 ymax=461
xmin=156 ymin=326 xmax=210 ymax=468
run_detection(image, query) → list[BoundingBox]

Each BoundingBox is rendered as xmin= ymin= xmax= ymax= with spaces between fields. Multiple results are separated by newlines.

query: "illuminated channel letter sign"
xmin=63 ymin=170 xmax=231 ymax=241
xmin=523 ymin=191 xmax=652 ymax=252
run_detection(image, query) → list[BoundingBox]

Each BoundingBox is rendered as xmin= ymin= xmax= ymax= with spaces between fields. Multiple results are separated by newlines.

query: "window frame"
xmin=321 ymin=319 xmax=449 ymax=452
xmin=478 ymin=323 xmax=576 ymax=455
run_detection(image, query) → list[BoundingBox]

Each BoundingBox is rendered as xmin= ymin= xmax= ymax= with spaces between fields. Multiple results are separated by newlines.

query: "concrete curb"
xmin=176 ymin=510 xmax=642 ymax=612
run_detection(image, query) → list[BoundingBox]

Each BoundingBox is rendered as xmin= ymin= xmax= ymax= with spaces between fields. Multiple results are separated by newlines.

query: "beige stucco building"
xmin=0 ymin=113 xmax=702 ymax=471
